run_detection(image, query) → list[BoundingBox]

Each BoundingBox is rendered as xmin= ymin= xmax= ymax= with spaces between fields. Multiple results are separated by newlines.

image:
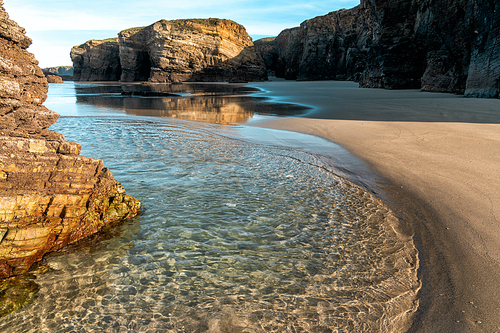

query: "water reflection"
xmin=74 ymin=83 xmax=309 ymax=124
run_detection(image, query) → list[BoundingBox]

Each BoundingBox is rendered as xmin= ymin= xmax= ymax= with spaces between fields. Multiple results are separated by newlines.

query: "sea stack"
xmin=71 ymin=18 xmax=267 ymax=83
xmin=0 ymin=1 xmax=140 ymax=279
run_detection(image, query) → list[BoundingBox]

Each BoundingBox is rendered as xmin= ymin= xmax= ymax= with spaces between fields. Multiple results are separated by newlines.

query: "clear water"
xmin=0 ymin=83 xmax=420 ymax=332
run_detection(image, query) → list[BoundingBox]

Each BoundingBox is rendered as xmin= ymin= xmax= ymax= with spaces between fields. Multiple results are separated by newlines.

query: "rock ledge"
xmin=0 ymin=1 xmax=140 ymax=279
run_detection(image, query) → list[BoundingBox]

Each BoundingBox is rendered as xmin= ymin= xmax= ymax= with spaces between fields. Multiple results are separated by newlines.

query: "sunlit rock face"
xmin=256 ymin=0 xmax=500 ymax=98
xmin=0 ymin=1 xmax=140 ymax=279
xmin=71 ymin=19 xmax=267 ymax=83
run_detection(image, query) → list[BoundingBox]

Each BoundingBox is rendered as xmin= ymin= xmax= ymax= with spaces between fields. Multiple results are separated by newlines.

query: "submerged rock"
xmin=71 ymin=18 xmax=267 ymax=83
xmin=0 ymin=273 xmax=38 ymax=317
xmin=255 ymin=0 xmax=500 ymax=98
xmin=0 ymin=1 xmax=140 ymax=279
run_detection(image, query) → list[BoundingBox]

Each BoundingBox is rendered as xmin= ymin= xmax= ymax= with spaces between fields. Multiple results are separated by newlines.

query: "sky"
xmin=3 ymin=0 xmax=359 ymax=68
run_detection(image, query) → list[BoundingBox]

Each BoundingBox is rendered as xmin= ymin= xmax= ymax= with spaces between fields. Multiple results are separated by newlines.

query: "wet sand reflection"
xmin=75 ymin=83 xmax=309 ymax=124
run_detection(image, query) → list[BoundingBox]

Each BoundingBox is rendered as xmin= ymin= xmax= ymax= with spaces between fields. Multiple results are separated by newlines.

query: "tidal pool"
xmin=0 ymin=83 xmax=419 ymax=332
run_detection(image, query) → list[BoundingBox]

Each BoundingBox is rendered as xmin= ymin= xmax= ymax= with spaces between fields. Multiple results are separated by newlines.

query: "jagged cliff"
xmin=256 ymin=0 xmax=500 ymax=98
xmin=0 ymin=1 xmax=140 ymax=279
xmin=71 ymin=19 xmax=267 ymax=83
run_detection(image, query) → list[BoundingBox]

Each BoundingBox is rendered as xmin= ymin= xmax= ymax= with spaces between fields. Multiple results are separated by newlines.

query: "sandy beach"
xmin=249 ymin=81 xmax=500 ymax=332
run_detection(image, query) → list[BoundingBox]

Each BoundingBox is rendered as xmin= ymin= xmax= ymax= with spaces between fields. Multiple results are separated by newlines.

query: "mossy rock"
xmin=0 ymin=274 xmax=39 ymax=317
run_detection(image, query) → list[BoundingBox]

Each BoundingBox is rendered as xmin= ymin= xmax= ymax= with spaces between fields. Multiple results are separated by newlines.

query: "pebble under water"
xmin=0 ymin=83 xmax=420 ymax=332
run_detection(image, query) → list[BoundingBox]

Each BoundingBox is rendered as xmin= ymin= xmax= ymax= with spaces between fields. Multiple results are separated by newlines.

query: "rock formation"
xmin=43 ymin=66 xmax=73 ymax=81
xmin=42 ymin=66 xmax=73 ymax=76
xmin=0 ymin=1 xmax=140 ymax=279
xmin=465 ymin=0 xmax=500 ymax=98
xmin=255 ymin=0 xmax=500 ymax=98
xmin=71 ymin=19 xmax=267 ymax=83
xmin=71 ymin=38 xmax=121 ymax=81
xmin=42 ymin=70 xmax=64 ymax=83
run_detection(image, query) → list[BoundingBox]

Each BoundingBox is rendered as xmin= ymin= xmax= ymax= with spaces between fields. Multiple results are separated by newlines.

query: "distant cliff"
xmin=43 ymin=66 xmax=73 ymax=76
xmin=0 ymin=1 xmax=140 ymax=279
xmin=71 ymin=19 xmax=267 ymax=83
xmin=255 ymin=0 xmax=500 ymax=98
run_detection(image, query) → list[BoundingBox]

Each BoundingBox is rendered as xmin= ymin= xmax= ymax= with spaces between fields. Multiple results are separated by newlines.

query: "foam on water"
xmin=0 ymin=83 xmax=420 ymax=332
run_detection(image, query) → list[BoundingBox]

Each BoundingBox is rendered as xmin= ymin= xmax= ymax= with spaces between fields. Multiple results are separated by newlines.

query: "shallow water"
xmin=0 ymin=83 xmax=419 ymax=332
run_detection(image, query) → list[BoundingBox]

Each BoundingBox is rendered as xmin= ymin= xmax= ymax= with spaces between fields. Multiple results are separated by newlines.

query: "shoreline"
xmin=247 ymin=80 xmax=500 ymax=332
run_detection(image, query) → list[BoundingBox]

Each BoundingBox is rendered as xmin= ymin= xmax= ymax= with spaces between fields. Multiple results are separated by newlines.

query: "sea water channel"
xmin=0 ymin=82 xmax=420 ymax=332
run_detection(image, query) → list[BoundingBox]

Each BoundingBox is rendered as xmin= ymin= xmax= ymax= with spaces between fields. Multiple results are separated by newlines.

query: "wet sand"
xmin=248 ymin=81 xmax=500 ymax=332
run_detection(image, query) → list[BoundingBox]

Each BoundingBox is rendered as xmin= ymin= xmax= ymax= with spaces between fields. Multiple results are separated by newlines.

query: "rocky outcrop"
xmin=71 ymin=38 xmax=121 ymax=81
xmin=71 ymin=19 xmax=267 ymax=83
xmin=42 ymin=66 xmax=73 ymax=76
xmin=256 ymin=0 xmax=500 ymax=97
xmin=42 ymin=71 xmax=64 ymax=83
xmin=0 ymin=1 xmax=140 ymax=279
xmin=43 ymin=66 xmax=73 ymax=81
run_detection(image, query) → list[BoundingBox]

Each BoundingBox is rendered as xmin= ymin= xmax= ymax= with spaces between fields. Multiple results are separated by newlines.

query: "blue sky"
xmin=3 ymin=0 xmax=359 ymax=68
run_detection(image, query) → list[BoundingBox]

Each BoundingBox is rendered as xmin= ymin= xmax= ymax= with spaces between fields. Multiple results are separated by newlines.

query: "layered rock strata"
xmin=71 ymin=38 xmax=121 ymax=81
xmin=71 ymin=19 xmax=267 ymax=83
xmin=255 ymin=0 xmax=500 ymax=97
xmin=0 ymin=1 xmax=140 ymax=279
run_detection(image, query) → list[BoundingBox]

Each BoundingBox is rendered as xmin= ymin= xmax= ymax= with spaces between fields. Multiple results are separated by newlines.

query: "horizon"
xmin=3 ymin=0 xmax=359 ymax=68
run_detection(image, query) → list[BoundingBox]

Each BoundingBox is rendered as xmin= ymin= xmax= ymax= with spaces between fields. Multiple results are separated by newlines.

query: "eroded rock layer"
xmin=71 ymin=19 xmax=267 ymax=83
xmin=255 ymin=0 xmax=500 ymax=97
xmin=0 ymin=1 xmax=140 ymax=279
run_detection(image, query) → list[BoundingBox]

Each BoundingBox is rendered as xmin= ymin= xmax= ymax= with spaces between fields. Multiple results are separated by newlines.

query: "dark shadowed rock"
xmin=465 ymin=0 xmax=500 ymax=98
xmin=71 ymin=38 xmax=121 ymax=81
xmin=255 ymin=0 xmax=500 ymax=98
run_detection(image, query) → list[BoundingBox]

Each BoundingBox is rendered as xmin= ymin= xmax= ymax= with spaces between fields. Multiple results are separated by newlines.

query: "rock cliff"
xmin=256 ymin=0 xmax=500 ymax=97
xmin=71 ymin=38 xmax=121 ymax=81
xmin=0 ymin=1 xmax=140 ymax=279
xmin=71 ymin=19 xmax=267 ymax=83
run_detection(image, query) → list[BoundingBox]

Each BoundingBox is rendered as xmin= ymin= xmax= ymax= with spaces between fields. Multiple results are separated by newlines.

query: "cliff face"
xmin=71 ymin=19 xmax=267 ymax=83
xmin=0 ymin=2 xmax=140 ymax=279
xmin=465 ymin=0 xmax=500 ymax=98
xmin=255 ymin=7 xmax=372 ymax=82
xmin=256 ymin=0 xmax=500 ymax=97
xmin=71 ymin=38 xmax=121 ymax=81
